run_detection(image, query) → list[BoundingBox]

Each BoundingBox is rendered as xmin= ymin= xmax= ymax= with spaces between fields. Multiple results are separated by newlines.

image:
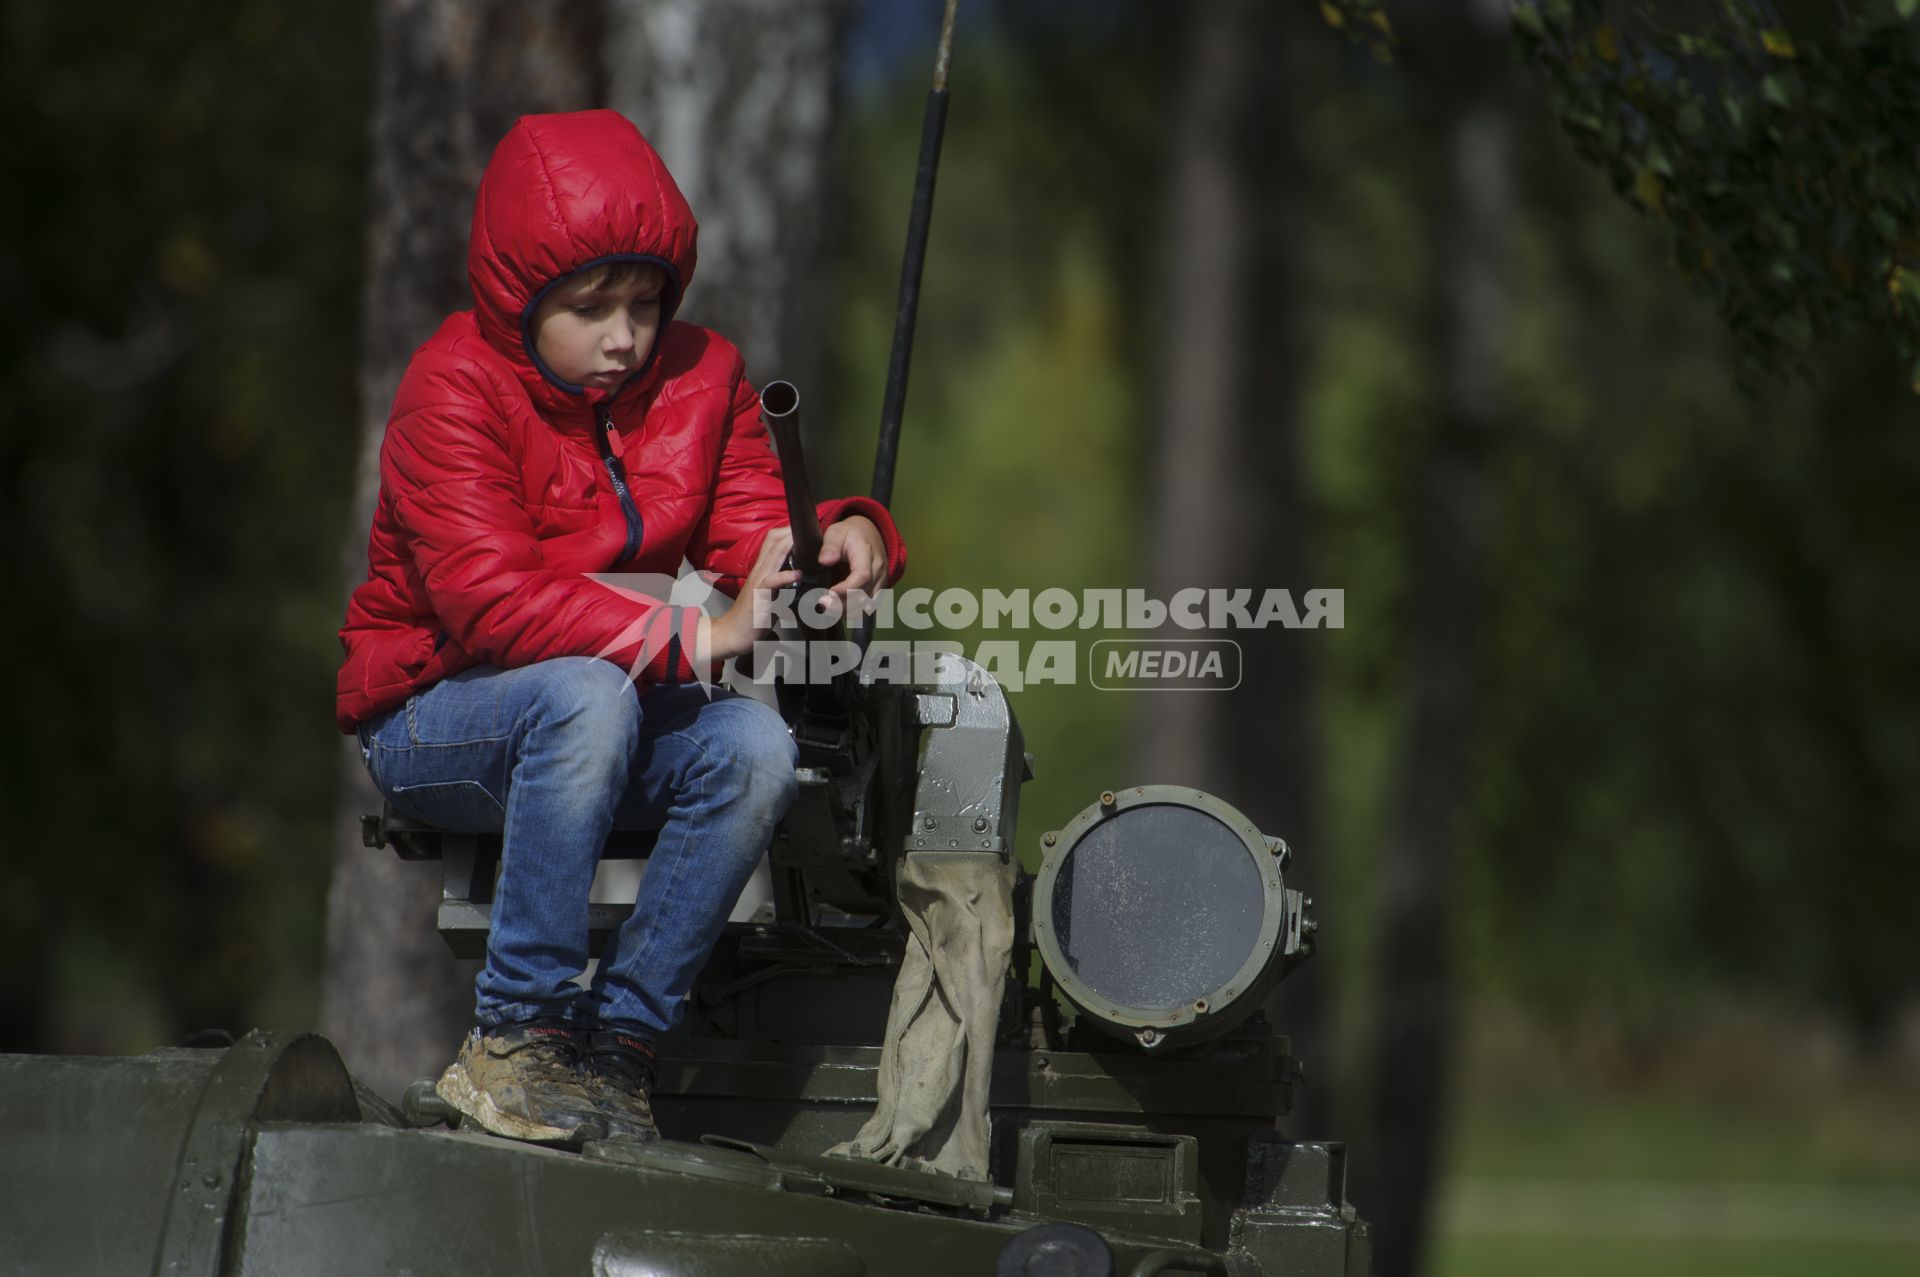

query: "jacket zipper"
xmin=594 ymin=403 xmax=644 ymax=565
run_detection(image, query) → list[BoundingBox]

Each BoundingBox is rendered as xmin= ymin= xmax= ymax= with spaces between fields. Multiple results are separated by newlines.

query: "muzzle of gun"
xmin=758 ymin=381 xmax=856 ymax=722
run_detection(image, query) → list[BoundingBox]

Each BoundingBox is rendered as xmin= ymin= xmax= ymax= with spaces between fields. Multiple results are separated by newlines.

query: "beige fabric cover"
xmin=828 ymin=850 xmax=1017 ymax=1181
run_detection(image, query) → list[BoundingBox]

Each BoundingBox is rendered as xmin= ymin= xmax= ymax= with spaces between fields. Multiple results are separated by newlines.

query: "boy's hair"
xmin=569 ymin=260 xmax=667 ymax=295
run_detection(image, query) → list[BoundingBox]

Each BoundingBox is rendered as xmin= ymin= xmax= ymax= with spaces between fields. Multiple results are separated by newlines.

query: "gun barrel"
xmin=759 ymin=380 xmax=854 ymax=725
xmin=759 ymin=381 xmax=827 ymax=579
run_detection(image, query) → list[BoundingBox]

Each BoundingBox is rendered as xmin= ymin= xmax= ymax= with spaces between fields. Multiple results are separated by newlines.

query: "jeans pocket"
xmin=384 ymin=777 xmax=505 ymax=832
xmin=364 ymin=709 xmax=510 ymax=833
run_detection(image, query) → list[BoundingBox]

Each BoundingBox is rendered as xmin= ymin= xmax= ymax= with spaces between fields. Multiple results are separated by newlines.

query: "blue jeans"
xmin=356 ymin=657 xmax=798 ymax=1036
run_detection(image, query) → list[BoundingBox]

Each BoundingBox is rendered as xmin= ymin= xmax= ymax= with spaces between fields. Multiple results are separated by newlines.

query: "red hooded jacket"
xmin=336 ymin=111 xmax=905 ymax=732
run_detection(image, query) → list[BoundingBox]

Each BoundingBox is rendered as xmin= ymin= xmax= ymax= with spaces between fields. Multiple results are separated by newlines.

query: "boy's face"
xmin=530 ymin=266 xmax=666 ymax=389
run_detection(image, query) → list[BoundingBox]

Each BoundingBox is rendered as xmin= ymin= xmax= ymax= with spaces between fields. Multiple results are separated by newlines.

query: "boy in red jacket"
xmin=337 ymin=110 xmax=905 ymax=1145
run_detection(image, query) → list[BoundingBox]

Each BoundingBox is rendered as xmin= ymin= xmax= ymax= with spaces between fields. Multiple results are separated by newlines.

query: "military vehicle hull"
xmin=3 ymin=1030 xmax=1369 ymax=1276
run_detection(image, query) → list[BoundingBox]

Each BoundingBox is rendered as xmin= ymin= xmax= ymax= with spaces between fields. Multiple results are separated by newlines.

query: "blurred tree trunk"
xmin=322 ymin=0 xmax=603 ymax=1102
xmin=1359 ymin=2 xmax=1514 ymax=1273
xmin=605 ymin=0 xmax=851 ymax=432
xmin=1136 ymin=0 xmax=1330 ymax=1137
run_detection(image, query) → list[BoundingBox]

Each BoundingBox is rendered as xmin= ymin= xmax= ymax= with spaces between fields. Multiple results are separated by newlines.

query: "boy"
xmin=336 ymin=110 xmax=905 ymax=1145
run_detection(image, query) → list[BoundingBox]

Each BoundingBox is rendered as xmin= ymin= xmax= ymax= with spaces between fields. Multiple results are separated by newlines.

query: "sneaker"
xmin=582 ymin=1027 xmax=661 ymax=1143
xmin=434 ymin=1018 xmax=608 ymax=1144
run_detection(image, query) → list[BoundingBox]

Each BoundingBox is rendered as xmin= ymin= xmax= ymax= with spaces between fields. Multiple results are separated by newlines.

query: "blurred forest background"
xmin=3 ymin=1 xmax=1916 ymax=1274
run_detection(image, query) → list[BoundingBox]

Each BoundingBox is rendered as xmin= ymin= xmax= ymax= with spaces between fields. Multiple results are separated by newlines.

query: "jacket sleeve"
xmin=384 ymin=371 xmax=704 ymax=686
xmin=686 ymin=364 xmax=908 ymax=595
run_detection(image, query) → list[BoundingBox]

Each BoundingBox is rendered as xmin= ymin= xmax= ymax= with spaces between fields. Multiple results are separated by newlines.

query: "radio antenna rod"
xmin=868 ymin=0 xmax=958 ymax=510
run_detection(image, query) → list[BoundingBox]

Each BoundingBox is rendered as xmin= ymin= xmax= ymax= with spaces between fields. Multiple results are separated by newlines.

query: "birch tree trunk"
xmin=1136 ymin=0 xmax=1330 ymax=1138
xmin=322 ymin=0 xmax=602 ymax=1102
xmin=1360 ymin=1 xmax=1513 ymax=1271
xmin=605 ymin=0 xmax=851 ymax=418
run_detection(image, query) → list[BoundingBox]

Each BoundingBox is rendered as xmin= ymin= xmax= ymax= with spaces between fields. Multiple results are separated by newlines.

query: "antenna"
xmin=868 ymin=0 xmax=959 ymax=510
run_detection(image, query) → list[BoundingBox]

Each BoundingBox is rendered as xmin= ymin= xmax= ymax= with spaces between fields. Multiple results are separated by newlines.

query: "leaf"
xmin=1595 ymin=25 xmax=1620 ymax=63
xmin=1632 ymin=167 xmax=1666 ymax=213
xmin=1760 ymin=29 xmax=1795 ymax=59
xmin=1319 ymin=1 xmax=1345 ymax=30
xmin=1900 ymin=0 xmax=1918 ymax=19
xmin=1761 ymin=73 xmax=1794 ymax=108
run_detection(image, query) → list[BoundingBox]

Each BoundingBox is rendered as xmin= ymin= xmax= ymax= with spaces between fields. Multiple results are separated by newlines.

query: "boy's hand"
xmin=697 ymin=526 xmax=799 ymax=666
xmin=817 ymin=515 xmax=888 ymax=616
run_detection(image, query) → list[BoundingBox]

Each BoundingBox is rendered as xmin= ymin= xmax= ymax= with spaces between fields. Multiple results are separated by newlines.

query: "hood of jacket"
xmin=467 ymin=109 xmax=699 ymax=418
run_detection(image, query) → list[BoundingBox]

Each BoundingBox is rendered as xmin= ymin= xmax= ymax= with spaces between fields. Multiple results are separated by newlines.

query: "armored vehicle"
xmin=1 ymin=375 xmax=1372 ymax=1273
xmin=2 ymin=660 xmax=1369 ymax=1276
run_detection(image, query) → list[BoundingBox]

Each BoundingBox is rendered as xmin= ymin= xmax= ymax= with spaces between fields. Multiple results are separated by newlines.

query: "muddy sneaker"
xmin=434 ymin=1018 xmax=607 ymax=1145
xmin=582 ymin=1027 xmax=660 ymax=1143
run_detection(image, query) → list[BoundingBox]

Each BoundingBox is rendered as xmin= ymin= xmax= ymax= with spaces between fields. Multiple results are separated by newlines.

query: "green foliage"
xmin=1282 ymin=17 xmax=1920 ymax=1046
xmin=1514 ymin=0 xmax=1920 ymax=390
xmin=1316 ymin=0 xmax=1400 ymax=64
xmin=1461 ymin=136 xmax=1920 ymax=1039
